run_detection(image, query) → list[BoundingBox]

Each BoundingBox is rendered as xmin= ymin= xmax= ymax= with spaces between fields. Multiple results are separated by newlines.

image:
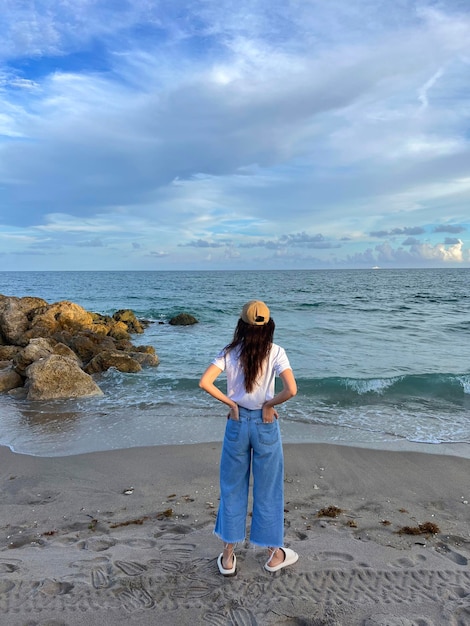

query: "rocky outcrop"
xmin=169 ymin=312 xmax=199 ymax=326
xmin=25 ymin=355 xmax=103 ymax=400
xmin=0 ymin=295 xmax=159 ymax=401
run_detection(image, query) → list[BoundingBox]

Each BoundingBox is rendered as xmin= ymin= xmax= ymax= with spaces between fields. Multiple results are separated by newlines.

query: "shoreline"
xmin=1 ymin=402 xmax=470 ymax=459
xmin=1 ymin=441 xmax=469 ymax=624
xmin=4 ymin=435 xmax=470 ymax=461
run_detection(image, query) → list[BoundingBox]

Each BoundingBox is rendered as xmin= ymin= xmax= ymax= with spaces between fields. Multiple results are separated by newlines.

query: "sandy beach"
xmin=0 ymin=441 xmax=469 ymax=626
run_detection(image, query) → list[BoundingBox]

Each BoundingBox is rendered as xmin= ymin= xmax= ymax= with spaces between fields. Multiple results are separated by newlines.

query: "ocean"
xmin=0 ymin=269 xmax=469 ymax=457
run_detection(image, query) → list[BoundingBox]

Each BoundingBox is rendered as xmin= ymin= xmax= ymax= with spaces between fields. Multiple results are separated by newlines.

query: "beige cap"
xmin=241 ymin=300 xmax=270 ymax=325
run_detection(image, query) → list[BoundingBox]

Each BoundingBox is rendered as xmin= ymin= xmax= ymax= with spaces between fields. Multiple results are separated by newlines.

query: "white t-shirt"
xmin=212 ymin=343 xmax=291 ymax=410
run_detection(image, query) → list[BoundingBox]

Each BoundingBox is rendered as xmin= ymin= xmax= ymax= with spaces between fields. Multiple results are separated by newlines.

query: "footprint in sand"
xmin=435 ymin=542 xmax=468 ymax=566
xmin=71 ymin=556 xmax=113 ymax=588
xmin=78 ymin=536 xmax=117 ymax=552
xmin=114 ymin=560 xmax=147 ymax=576
xmin=389 ymin=554 xmax=427 ymax=568
xmin=170 ymin=581 xmax=215 ymax=600
xmin=91 ymin=565 xmax=113 ymax=589
xmin=38 ymin=580 xmax=74 ymax=596
xmin=204 ymin=607 xmax=259 ymax=625
xmin=157 ymin=541 xmax=197 ymax=560
xmin=154 ymin=523 xmax=194 ymax=538
xmin=315 ymin=551 xmax=354 ymax=563
xmin=0 ymin=559 xmax=21 ymax=573
xmin=118 ymin=586 xmax=155 ymax=610
xmin=120 ymin=538 xmax=156 ymax=548
xmin=147 ymin=555 xmax=217 ymax=584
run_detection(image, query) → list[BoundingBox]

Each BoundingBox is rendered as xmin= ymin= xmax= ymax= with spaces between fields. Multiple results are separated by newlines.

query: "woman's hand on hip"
xmin=262 ymin=405 xmax=278 ymax=423
xmin=227 ymin=405 xmax=240 ymax=421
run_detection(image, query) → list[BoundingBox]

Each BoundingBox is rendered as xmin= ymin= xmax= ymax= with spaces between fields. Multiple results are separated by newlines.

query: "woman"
xmin=199 ymin=300 xmax=298 ymax=575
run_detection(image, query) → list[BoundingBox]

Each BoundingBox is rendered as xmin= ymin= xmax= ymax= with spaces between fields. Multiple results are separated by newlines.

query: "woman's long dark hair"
xmin=224 ymin=318 xmax=275 ymax=393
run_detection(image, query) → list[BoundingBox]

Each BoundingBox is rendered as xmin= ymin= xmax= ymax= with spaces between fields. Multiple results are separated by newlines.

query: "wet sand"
xmin=0 ymin=442 xmax=469 ymax=625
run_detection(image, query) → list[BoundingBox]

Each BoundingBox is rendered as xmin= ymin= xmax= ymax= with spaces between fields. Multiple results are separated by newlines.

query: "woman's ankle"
xmin=267 ymin=547 xmax=285 ymax=566
xmin=222 ymin=543 xmax=234 ymax=568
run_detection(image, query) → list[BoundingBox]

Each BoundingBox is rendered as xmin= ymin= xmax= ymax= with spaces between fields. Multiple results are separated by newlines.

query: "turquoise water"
xmin=0 ymin=269 xmax=469 ymax=456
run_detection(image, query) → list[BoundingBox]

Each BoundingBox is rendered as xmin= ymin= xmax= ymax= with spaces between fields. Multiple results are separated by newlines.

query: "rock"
xmin=108 ymin=321 xmax=130 ymax=341
xmin=56 ymin=331 xmax=117 ymax=364
xmin=25 ymin=355 xmax=103 ymax=400
xmin=13 ymin=338 xmax=81 ymax=376
xmin=84 ymin=351 xmax=142 ymax=374
xmin=8 ymin=386 xmax=27 ymax=399
xmin=0 ymin=346 xmax=20 ymax=360
xmin=12 ymin=337 xmax=56 ymax=375
xmin=128 ymin=345 xmax=159 ymax=366
xmin=53 ymin=342 xmax=81 ymax=362
xmin=169 ymin=312 xmax=199 ymax=326
xmin=113 ymin=338 xmax=134 ymax=352
xmin=0 ymin=367 xmax=23 ymax=392
xmin=130 ymin=352 xmax=160 ymax=367
xmin=113 ymin=309 xmax=145 ymax=334
xmin=133 ymin=345 xmax=156 ymax=354
xmin=23 ymin=301 xmax=95 ymax=343
xmin=90 ymin=312 xmax=114 ymax=327
xmin=0 ymin=296 xmax=48 ymax=345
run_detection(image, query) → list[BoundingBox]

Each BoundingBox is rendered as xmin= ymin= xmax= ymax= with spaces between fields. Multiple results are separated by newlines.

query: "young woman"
xmin=199 ymin=300 xmax=298 ymax=575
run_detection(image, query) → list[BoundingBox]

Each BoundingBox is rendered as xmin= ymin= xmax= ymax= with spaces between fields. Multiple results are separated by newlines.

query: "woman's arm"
xmin=199 ymin=364 xmax=239 ymax=420
xmin=262 ymin=368 xmax=297 ymax=423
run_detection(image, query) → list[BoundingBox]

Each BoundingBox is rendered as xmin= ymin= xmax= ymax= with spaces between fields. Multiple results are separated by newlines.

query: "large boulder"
xmin=12 ymin=337 xmax=54 ymax=375
xmin=54 ymin=330 xmax=117 ymax=364
xmin=0 ymin=296 xmax=48 ymax=345
xmin=13 ymin=338 xmax=81 ymax=376
xmin=0 ymin=366 xmax=23 ymax=392
xmin=113 ymin=309 xmax=145 ymax=334
xmin=108 ymin=321 xmax=130 ymax=341
xmin=169 ymin=312 xmax=198 ymax=326
xmin=89 ymin=312 xmax=116 ymax=336
xmin=129 ymin=351 xmax=160 ymax=367
xmin=84 ymin=351 xmax=142 ymax=375
xmin=25 ymin=355 xmax=103 ymax=400
xmin=23 ymin=301 xmax=95 ymax=343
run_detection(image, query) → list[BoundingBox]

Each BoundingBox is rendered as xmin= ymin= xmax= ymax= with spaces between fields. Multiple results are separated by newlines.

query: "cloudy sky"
xmin=1 ymin=0 xmax=469 ymax=270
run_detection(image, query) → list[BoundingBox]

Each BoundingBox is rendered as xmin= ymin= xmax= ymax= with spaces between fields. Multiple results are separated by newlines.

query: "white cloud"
xmin=347 ymin=238 xmax=468 ymax=267
xmin=418 ymin=68 xmax=444 ymax=110
xmin=417 ymin=239 xmax=465 ymax=262
xmin=0 ymin=1 xmax=469 ymax=268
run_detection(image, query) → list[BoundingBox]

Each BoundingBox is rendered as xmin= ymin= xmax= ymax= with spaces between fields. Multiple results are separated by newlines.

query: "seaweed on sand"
xmin=397 ymin=521 xmax=440 ymax=535
xmin=317 ymin=505 xmax=343 ymax=518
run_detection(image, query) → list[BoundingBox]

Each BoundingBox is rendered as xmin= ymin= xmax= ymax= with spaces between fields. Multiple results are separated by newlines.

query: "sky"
xmin=0 ymin=0 xmax=469 ymax=271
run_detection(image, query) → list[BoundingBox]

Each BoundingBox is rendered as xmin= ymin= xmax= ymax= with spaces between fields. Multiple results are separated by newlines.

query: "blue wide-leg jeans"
xmin=214 ymin=406 xmax=284 ymax=548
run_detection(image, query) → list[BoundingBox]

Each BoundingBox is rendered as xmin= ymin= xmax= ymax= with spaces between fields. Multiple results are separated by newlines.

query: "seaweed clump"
xmin=397 ymin=521 xmax=440 ymax=535
xmin=317 ymin=505 xmax=343 ymax=518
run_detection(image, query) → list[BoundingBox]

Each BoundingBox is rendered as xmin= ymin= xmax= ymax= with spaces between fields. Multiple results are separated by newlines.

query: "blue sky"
xmin=1 ymin=0 xmax=469 ymax=270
